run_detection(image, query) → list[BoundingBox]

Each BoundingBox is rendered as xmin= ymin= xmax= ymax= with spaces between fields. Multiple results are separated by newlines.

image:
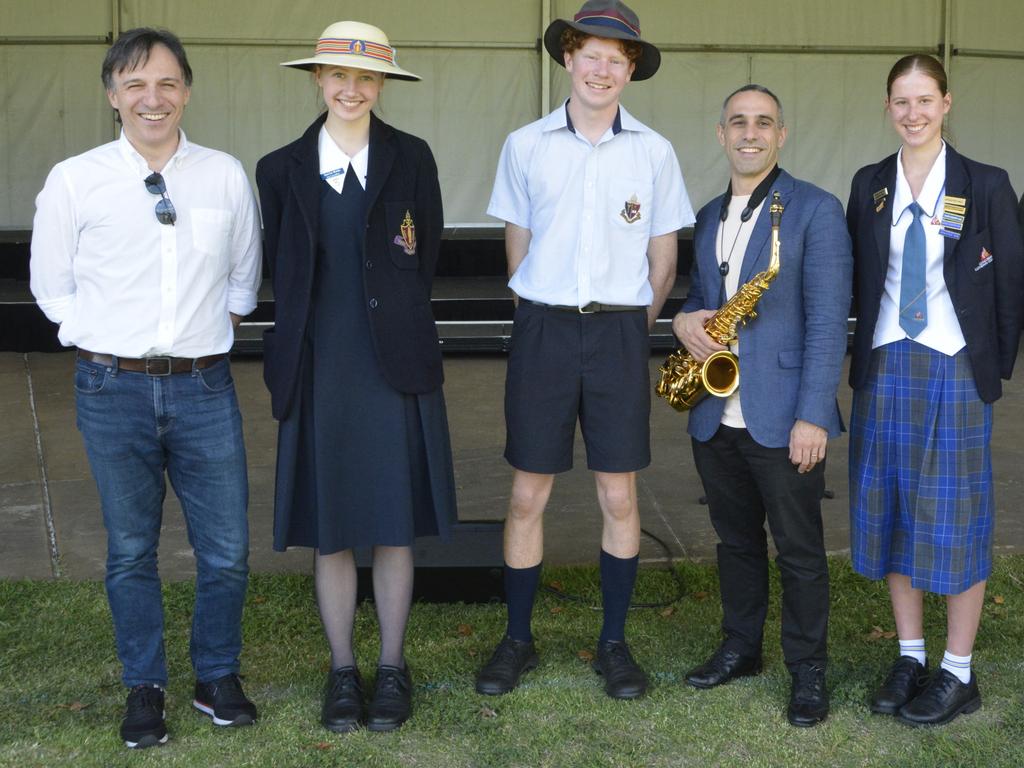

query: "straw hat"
xmin=543 ymin=0 xmax=660 ymax=81
xmin=281 ymin=21 xmax=420 ymax=81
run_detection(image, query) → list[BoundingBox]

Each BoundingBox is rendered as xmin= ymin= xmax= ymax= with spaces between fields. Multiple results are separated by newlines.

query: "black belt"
xmin=77 ymin=349 xmax=227 ymax=376
xmin=522 ymin=299 xmax=645 ymax=313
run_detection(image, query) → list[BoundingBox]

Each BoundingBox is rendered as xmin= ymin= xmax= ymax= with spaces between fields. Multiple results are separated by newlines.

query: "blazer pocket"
xmin=778 ymin=348 xmax=803 ymax=369
xmin=386 ymin=201 xmax=419 ymax=269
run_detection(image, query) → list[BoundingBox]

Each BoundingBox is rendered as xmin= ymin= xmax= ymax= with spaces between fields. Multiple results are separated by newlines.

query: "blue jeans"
xmin=75 ymin=356 xmax=249 ymax=687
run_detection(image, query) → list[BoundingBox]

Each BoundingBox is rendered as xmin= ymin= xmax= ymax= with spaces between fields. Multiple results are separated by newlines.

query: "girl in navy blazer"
xmin=847 ymin=54 xmax=1023 ymax=727
xmin=255 ymin=21 xmax=456 ymax=734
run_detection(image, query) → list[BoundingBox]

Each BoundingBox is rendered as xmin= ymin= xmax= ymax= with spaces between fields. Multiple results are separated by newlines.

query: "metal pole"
xmin=541 ymin=0 xmax=552 ymax=117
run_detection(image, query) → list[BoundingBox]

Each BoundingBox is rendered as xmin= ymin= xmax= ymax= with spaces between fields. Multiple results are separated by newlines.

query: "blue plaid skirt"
xmin=849 ymin=339 xmax=993 ymax=594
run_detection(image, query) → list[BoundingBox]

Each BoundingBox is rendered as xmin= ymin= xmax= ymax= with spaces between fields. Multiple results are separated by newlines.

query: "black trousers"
xmin=692 ymin=426 xmax=829 ymax=669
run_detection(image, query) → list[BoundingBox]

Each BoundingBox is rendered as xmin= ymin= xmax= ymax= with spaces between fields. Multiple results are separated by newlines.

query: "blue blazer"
xmin=847 ymin=145 xmax=1024 ymax=404
xmin=256 ymin=114 xmax=444 ymax=421
xmin=682 ymin=170 xmax=853 ymax=448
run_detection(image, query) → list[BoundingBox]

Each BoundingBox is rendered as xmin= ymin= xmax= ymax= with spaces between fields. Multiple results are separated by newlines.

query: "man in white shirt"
xmin=476 ymin=0 xmax=693 ymax=700
xmin=30 ymin=28 xmax=261 ymax=749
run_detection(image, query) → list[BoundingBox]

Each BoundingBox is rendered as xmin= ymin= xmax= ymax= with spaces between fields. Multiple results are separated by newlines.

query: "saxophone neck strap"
xmin=719 ymin=164 xmax=783 ymax=222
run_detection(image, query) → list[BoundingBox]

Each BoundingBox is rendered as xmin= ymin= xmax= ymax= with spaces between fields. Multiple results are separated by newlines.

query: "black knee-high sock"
xmin=504 ymin=562 xmax=542 ymax=642
xmin=315 ymin=549 xmax=359 ymax=669
xmin=599 ymin=550 xmax=638 ymax=643
xmin=372 ymin=546 xmax=414 ymax=668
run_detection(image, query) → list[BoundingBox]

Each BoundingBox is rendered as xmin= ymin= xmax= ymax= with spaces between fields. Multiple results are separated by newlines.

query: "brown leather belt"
xmin=522 ymin=299 xmax=645 ymax=313
xmin=77 ymin=349 xmax=227 ymax=376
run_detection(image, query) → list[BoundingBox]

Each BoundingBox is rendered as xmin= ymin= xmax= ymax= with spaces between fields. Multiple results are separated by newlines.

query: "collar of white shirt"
xmin=892 ymin=141 xmax=947 ymax=224
xmin=542 ymin=100 xmax=645 ymax=142
xmin=116 ymin=128 xmax=192 ymax=175
xmin=318 ymin=126 xmax=369 ymax=191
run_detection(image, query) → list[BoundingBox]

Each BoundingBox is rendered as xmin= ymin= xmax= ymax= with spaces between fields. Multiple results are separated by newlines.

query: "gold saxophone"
xmin=656 ymin=191 xmax=784 ymax=412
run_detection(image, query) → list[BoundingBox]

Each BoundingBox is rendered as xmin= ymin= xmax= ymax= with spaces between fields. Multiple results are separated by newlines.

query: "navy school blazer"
xmin=255 ymin=113 xmax=444 ymax=421
xmin=847 ymin=144 xmax=1024 ymax=404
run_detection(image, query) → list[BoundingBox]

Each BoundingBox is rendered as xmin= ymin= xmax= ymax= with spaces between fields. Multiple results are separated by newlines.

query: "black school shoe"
xmin=592 ymin=640 xmax=648 ymax=700
xmin=475 ymin=636 xmax=539 ymax=695
xmin=366 ymin=664 xmax=412 ymax=732
xmin=192 ymin=673 xmax=257 ymax=726
xmin=787 ymin=663 xmax=829 ymax=727
xmin=322 ymin=666 xmax=364 ymax=733
xmin=121 ymin=684 xmax=168 ymax=749
xmin=685 ymin=644 xmax=763 ymax=689
xmin=870 ymin=656 xmax=930 ymax=715
xmin=897 ymin=669 xmax=981 ymax=727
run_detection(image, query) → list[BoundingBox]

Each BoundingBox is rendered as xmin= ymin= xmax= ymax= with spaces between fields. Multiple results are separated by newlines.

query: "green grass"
xmin=2 ymin=558 xmax=1023 ymax=767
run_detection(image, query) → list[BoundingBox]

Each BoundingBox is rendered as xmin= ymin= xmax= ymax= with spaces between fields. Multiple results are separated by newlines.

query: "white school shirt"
xmin=872 ymin=142 xmax=966 ymax=355
xmin=488 ymin=102 xmax=694 ymax=307
xmin=318 ymin=125 xmax=369 ymax=191
xmin=30 ymin=130 xmax=262 ymax=358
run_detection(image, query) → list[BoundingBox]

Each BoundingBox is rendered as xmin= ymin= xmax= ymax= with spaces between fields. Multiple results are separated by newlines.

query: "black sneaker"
xmin=192 ymin=673 xmax=258 ymax=726
xmin=120 ymin=684 xmax=168 ymax=749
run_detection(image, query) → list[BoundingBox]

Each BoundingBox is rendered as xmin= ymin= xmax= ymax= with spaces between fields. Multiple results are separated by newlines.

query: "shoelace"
xmin=375 ymin=668 xmax=408 ymax=696
xmin=885 ymin=659 xmax=924 ymax=688
xmin=918 ymin=671 xmax=961 ymax=703
xmin=491 ymin=640 xmax=527 ymax=665
xmin=212 ymin=674 xmax=246 ymax=703
xmin=793 ymin=666 xmax=825 ymax=700
xmin=328 ymin=669 xmax=361 ymax=698
xmin=603 ymin=643 xmax=633 ymax=663
xmin=127 ymin=685 xmax=162 ymax=714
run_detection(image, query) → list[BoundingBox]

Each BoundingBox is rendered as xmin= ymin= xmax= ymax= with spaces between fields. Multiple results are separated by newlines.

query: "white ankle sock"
xmin=941 ymin=650 xmax=972 ymax=684
xmin=898 ymin=638 xmax=926 ymax=665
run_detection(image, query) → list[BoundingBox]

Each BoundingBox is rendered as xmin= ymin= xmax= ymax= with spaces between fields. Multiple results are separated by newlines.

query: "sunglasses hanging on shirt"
xmin=144 ymin=172 xmax=177 ymax=226
xmin=716 ymin=164 xmax=782 ymax=277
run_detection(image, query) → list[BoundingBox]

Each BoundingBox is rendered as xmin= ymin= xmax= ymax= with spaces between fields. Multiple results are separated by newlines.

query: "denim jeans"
xmin=75 ymin=356 xmax=249 ymax=687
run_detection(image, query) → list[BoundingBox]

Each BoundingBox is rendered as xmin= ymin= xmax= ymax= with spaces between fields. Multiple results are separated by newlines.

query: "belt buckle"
xmin=578 ymin=302 xmax=599 ymax=314
xmin=145 ymin=357 xmax=173 ymax=376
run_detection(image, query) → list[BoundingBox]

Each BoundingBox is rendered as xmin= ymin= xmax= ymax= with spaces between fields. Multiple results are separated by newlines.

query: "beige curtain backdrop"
xmin=2 ymin=0 xmax=1023 ymax=228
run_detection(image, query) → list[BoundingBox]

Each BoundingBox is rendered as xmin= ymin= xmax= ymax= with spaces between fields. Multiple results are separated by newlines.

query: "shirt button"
xmin=369 ymin=298 xmax=379 ymax=309
xmin=365 ymin=260 xmax=374 ymax=270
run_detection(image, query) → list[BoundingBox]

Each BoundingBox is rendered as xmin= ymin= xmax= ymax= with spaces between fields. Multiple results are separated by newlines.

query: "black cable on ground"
xmin=539 ymin=527 xmax=687 ymax=611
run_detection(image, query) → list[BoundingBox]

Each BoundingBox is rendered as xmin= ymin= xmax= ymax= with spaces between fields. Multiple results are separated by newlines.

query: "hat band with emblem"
xmin=281 ymin=21 xmax=420 ymax=81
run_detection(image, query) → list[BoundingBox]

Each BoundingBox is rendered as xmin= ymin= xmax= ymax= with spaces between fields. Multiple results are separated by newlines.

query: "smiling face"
xmin=317 ymin=65 xmax=383 ymax=128
xmin=564 ymin=36 xmax=634 ymax=115
xmin=106 ymin=43 xmax=190 ymax=164
xmin=886 ymin=69 xmax=950 ymax=152
xmin=717 ymin=89 xmax=787 ymax=193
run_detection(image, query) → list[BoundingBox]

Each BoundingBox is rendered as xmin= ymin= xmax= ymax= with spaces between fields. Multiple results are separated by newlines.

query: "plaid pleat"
xmin=849 ymin=339 xmax=993 ymax=594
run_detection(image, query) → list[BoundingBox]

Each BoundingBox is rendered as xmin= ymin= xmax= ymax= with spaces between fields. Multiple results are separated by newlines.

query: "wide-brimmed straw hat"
xmin=281 ymin=21 xmax=420 ymax=81
xmin=543 ymin=0 xmax=660 ymax=81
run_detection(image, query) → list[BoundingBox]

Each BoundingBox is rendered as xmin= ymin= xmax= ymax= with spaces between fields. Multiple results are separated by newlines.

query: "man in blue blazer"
xmin=673 ymin=84 xmax=852 ymax=727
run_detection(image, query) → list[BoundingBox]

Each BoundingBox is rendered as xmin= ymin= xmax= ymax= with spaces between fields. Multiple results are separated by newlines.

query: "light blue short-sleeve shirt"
xmin=487 ymin=102 xmax=694 ymax=307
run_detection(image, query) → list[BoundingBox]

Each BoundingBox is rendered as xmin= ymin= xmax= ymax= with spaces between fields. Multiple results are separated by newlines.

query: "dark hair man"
xmin=30 ymin=28 xmax=261 ymax=748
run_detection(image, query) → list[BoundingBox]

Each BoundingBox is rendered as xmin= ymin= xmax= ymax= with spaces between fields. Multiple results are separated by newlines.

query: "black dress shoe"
xmin=367 ymin=664 xmax=413 ymax=732
xmin=870 ymin=656 xmax=929 ymax=715
xmin=475 ymin=636 xmax=539 ymax=695
xmin=897 ymin=669 xmax=981 ymax=727
xmin=685 ymin=645 xmax=762 ymax=689
xmin=592 ymin=640 xmax=648 ymax=700
xmin=321 ymin=666 xmax=363 ymax=733
xmin=788 ymin=663 xmax=829 ymax=727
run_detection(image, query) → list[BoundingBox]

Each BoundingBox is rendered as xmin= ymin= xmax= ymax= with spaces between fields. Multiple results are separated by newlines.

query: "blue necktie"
xmin=899 ymin=201 xmax=927 ymax=338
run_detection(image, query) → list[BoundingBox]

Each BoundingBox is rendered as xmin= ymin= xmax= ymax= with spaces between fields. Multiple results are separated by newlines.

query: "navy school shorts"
xmin=503 ymin=300 xmax=651 ymax=474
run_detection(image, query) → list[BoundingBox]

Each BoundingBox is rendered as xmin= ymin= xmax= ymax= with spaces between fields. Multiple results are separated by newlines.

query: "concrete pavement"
xmin=3 ymin=350 xmax=1024 ymax=581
